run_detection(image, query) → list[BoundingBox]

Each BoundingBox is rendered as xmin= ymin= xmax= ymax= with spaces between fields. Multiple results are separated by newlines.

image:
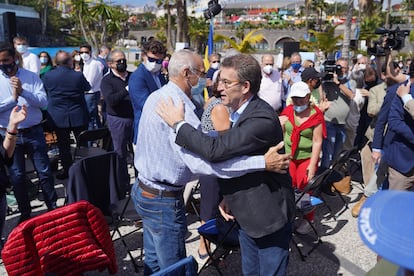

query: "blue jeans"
xmin=84 ymin=92 xmax=102 ymax=130
xmin=131 ymin=180 xmax=187 ymax=275
xmin=238 ymin=223 xmax=292 ymax=276
xmin=320 ymin=122 xmax=346 ymax=170
xmin=3 ymin=125 xmax=57 ymax=217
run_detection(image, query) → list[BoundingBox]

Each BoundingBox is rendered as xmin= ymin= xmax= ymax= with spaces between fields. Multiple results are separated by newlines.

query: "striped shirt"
xmin=135 ymin=81 xmax=265 ymax=192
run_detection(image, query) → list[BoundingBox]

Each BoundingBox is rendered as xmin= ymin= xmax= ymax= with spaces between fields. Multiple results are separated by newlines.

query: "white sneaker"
xmin=295 ymin=220 xmax=314 ymax=235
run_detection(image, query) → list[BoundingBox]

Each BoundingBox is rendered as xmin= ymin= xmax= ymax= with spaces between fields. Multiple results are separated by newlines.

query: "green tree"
xmin=300 ymin=25 xmax=343 ymax=54
xmin=156 ymin=0 xmax=175 ymax=52
xmin=214 ymin=29 xmax=264 ymax=53
xmin=188 ymin=16 xmax=209 ymax=53
xmin=312 ymin=0 xmax=328 ymax=30
xmin=71 ymin=0 xmax=127 ymax=53
xmin=359 ymin=6 xmax=384 ymax=46
xmin=341 ymin=0 xmax=354 ymax=60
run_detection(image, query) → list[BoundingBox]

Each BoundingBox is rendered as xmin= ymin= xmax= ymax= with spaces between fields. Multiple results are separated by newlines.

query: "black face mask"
xmin=365 ymin=80 xmax=377 ymax=89
xmin=116 ymin=61 xmax=127 ymax=73
xmin=0 ymin=62 xmax=16 ymax=75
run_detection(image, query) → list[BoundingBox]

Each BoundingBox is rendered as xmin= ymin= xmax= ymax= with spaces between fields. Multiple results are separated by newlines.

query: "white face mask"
xmin=263 ymin=65 xmax=273 ymax=75
xmin=144 ymin=60 xmax=162 ymax=73
xmin=210 ymin=62 xmax=220 ymax=70
xmin=16 ymin=45 xmax=27 ymax=54
xmin=80 ymin=53 xmax=91 ymax=62
xmin=74 ymin=55 xmax=81 ymax=62
xmin=358 ymin=64 xmax=366 ymax=70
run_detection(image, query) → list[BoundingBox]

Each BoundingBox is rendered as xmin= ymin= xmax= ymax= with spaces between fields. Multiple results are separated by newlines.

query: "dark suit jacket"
xmin=43 ymin=66 xmax=91 ymax=129
xmin=128 ymin=64 xmax=167 ymax=143
xmin=371 ymin=82 xmax=400 ymax=150
xmin=386 ymin=85 xmax=414 ymax=174
xmin=176 ymin=96 xmax=295 ymax=238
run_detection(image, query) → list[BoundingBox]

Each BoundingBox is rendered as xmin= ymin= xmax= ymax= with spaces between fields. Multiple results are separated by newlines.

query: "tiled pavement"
xmin=0 ymin=172 xmax=376 ymax=275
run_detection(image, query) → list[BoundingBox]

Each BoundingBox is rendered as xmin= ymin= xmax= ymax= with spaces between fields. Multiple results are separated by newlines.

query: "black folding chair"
xmin=72 ymin=127 xmax=112 ymax=161
xmin=197 ymin=217 xmax=239 ymax=275
xmin=317 ymin=148 xmax=360 ymax=219
xmin=66 ymin=152 xmax=141 ymax=272
xmin=292 ymin=174 xmax=325 ymax=261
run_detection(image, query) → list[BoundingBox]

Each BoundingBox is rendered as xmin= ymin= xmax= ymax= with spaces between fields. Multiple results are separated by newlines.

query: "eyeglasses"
xmin=147 ymin=56 xmax=163 ymax=64
xmin=79 ymin=51 xmax=89 ymax=54
xmin=115 ymin=58 xmax=126 ymax=64
xmin=191 ymin=68 xmax=207 ymax=78
xmin=217 ymin=78 xmax=242 ymax=89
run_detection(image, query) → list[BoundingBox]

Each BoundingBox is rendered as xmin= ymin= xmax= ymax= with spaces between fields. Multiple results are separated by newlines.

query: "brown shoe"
xmin=351 ymin=195 xmax=367 ymax=217
xmin=332 ymin=176 xmax=351 ymax=195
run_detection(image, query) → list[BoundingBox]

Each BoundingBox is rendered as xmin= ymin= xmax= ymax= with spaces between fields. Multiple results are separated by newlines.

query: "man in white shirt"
xmin=258 ymin=54 xmax=283 ymax=112
xmin=80 ymin=44 xmax=104 ymax=129
xmin=13 ymin=36 xmax=41 ymax=75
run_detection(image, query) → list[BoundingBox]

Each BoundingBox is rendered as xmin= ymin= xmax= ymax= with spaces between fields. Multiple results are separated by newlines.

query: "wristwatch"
xmin=173 ymin=120 xmax=184 ymax=133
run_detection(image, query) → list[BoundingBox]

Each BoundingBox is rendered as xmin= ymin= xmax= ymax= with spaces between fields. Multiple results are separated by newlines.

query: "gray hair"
xmin=168 ymin=49 xmax=199 ymax=78
xmin=107 ymin=49 xmax=125 ymax=62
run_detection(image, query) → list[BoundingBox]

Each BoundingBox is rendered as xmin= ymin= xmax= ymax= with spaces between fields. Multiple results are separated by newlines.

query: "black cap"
xmin=301 ymin=67 xmax=326 ymax=81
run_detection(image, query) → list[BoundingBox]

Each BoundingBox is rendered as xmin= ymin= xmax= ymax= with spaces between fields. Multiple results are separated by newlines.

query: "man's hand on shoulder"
xmin=264 ymin=141 xmax=291 ymax=174
xmin=156 ymin=96 xmax=185 ymax=128
xmin=397 ymin=82 xmax=410 ymax=98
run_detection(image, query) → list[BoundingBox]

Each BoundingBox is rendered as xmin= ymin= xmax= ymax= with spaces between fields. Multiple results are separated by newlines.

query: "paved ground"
xmin=0 ymin=169 xmax=376 ymax=275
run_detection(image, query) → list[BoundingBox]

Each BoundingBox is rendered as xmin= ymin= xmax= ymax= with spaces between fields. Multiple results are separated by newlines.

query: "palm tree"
xmin=188 ymin=16 xmax=209 ymax=53
xmin=300 ymin=26 xmax=343 ymax=54
xmin=359 ymin=6 xmax=384 ymax=47
xmin=155 ymin=0 xmax=175 ymax=52
xmin=71 ymin=0 xmax=126 ymax=53
xmin=214 ymin=29 xmax=264 ymax=53
xmin=341 ymin=0 xmax=354 ymax=60
xmin=312 ymin=0 xmax=328 ymax=31
xmin=305 ymin=0 xmax=311 ymax=30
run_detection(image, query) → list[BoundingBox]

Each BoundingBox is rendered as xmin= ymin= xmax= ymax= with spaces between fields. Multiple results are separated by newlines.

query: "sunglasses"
xmin=115 ymin=59 xmax=127 ymax=64
xmin=147 ymin=57 xmax=163 ymax=64
xmin=79 ymin=51 xmax=90 ymax=54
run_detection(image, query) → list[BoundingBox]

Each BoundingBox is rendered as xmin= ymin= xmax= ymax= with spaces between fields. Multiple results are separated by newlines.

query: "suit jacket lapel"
xmin=232 ymin=96 xmax=259 ymax=128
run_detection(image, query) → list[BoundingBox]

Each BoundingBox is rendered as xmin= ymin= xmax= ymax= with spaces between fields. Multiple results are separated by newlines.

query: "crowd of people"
xmin=0 ymin=35 xmax=413 ymax=275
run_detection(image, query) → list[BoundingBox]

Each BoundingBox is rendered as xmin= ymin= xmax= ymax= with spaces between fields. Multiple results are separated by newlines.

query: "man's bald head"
xmin=55 ymin=50 xmax=72 ymax=67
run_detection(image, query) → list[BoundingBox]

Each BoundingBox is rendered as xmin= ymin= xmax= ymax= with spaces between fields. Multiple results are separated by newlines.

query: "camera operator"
xmin=319 ymin=57 xmax=355 ymax=172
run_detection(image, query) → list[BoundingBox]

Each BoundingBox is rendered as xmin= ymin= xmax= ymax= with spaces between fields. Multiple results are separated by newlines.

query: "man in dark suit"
xmin=157 ymin=54 xmax=295 ymax=275
xmin=43 ymin=50 xmax=91 ymax=179
xmin=386 ymin=71 xmax=414 ymax=190
xmin=128 ymin=40 xmax=167 ymax=144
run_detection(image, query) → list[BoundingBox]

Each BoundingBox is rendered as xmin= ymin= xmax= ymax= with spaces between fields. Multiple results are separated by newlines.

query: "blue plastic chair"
xmin=151 ymin=256 xmax=198 ymax=276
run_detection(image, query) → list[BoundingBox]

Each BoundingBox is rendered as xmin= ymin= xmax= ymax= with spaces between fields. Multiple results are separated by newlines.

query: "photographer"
xmin=320 ymin=57 xmax=355 ymax=171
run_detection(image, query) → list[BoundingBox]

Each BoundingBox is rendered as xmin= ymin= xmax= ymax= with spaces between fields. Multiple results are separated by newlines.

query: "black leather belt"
xmin=139 ymin=181 xmax=182 ymax=198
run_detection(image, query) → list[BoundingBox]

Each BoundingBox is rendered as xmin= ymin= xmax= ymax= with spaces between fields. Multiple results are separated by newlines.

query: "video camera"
xmin=367 ymin=27 xmax=410 ymax=56
xmin=322 ymin=57 xmax=342 ymax=81
xmin=203 ymin=0 xmax=222 ymax=20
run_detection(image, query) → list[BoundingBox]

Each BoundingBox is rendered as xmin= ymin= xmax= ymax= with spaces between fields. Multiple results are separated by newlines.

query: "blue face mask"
xmin=191 ymin=77 xmax=207 ymax=96
xmin=294 ymin=104 xmax=308 ymax=113
xmin=292 ymin=63 xmax=301 ymax=70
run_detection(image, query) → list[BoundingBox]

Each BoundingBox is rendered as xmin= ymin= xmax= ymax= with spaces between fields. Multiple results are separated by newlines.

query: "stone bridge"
xmin=129 ymin=24 xmax=414 ymax=53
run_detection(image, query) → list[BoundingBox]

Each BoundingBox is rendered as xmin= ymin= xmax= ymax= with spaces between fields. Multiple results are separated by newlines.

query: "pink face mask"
xmin=162 ymin=60 xmax=169 ymax=69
